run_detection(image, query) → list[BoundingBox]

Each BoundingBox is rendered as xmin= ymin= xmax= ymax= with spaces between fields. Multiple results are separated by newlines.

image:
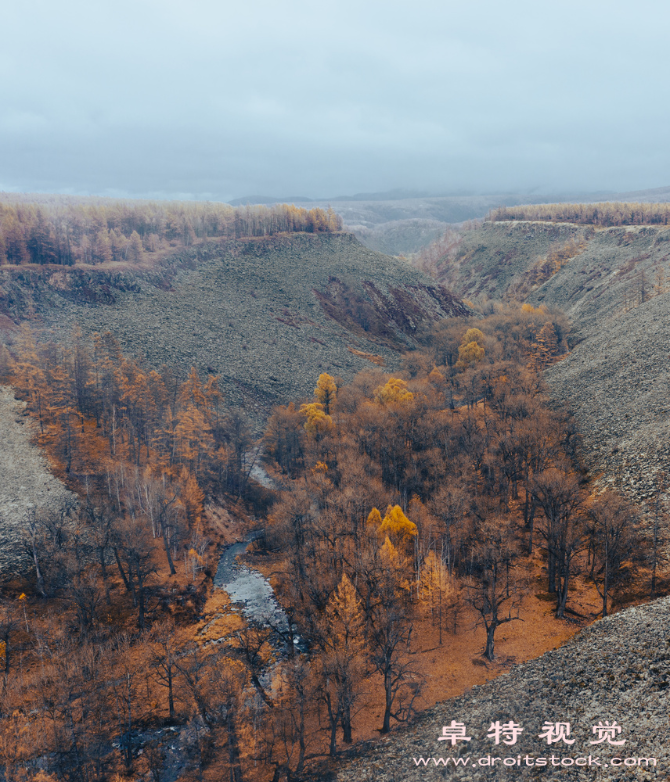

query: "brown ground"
xmin=241 ymin=548 xmax=605 ymax=754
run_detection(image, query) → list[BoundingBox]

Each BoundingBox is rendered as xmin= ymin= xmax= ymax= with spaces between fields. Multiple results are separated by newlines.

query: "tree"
xmin=373 ymin=378 xmax=413 ymax=405
xmin=532 ymin=469 xmax=585 ymax=618
xmin=127 ymin=230 xmax=144 ymax=262
xmin=378 ymin=505 xmax=418 ymax=545
xmin=93 ymin=229 xmax=113 ymax=264
xmin=456 ymin=328 xmax=485 ymax=369
xmin=419 ymin=550 xmax=452 ymax=645
xmin=362 ymin=538 xmax=420 ymax=734
xmin=113 ymin=515 xmax=157 ymax=629
xmin=586 ymin=492 xmax=643 ymax=617
xmin=299 ymin=402 xmax=332 ymax=437
xmin=317 ymin=573 xmax=365 ymax=750
xmin=314 ymin=373 xmax=337 ymax=415
xmin=150 ymin=619 xmax=180 ymax=721
xmin=466 ymin=516 xmax=522 ymax=661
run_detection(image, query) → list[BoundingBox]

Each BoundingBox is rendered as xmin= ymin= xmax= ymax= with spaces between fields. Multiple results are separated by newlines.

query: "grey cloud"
xmin=1 ymin=0 xmax=669 ymax=200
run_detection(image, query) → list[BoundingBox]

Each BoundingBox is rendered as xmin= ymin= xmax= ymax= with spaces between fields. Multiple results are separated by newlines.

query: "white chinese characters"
xmin=487 ymin=721 xmax=524 ymax=746
xmin=438 ymin=721 xmax=472 ymax=745
xmin=538 ymin=722 xmax=576 ymax=745
xmin=590 ymin=721 xmax=625 ymax=746
xmin=438 ymin=720 xmax=626 ymax=746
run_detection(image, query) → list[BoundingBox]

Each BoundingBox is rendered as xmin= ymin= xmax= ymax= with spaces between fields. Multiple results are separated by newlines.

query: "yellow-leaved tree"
xmin=180 ymin=466 xmax=204 ymax=529
xmin=366 ymin=507 xmax=383 ymax=527
xmin=374 ymin=378 xmax=413 ymax=405
xmin=299 ymin=402 xmax=332 ymax=437
xmin=319 ymin=573 xmax=366 ymax=751
xmin=314 ymin=373 xmax=337 ymax=414
xmin=419 ymin=550 xmax=452 ymax=645
xmin=379 ymin=505 xmax=418 ymax=543
xmin=456 ymin=327 xmax=485 ymax=368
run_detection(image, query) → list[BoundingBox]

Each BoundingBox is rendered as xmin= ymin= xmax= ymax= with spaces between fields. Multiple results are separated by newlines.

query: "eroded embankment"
xmin=0 ymin=386 xmax=74 ymax=576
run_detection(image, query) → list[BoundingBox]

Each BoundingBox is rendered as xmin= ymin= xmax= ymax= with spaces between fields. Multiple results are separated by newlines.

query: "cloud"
xmin=1 ymin=0 xmax=669 ymax=199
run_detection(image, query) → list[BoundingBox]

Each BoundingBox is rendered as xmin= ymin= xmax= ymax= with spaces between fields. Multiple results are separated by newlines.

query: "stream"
xmin=214 ymin=532 xmax=291 ymax=636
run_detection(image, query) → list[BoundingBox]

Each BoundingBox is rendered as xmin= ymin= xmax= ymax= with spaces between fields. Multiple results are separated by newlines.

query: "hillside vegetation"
xmin=0 ymin=199 xmax=341 ymax=266
xmin=414 ymin=214 xmax=670 ymax=510
xmin=489 ymin=200 xmax=670 ymax=226
xmin=0 ymin=233 xmax=468 ymax=424
xmin=0 ymin=305 xmax=653 ymax=781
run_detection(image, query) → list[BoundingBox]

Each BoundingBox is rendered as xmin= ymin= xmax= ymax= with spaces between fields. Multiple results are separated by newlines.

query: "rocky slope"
xmin=425 ymin=221 xmax=670 ymax=505
xmin=0 ymin=386 xmax=74 ymax=577
xmin=328 ymin=597 xmax=669 ymax=781
xmin=0 ymin=233 xmax=469 ymax=426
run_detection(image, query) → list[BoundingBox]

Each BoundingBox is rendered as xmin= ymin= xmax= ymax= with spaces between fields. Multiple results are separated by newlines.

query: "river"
xmin=214 ymin=532 xmax=291 ymax=635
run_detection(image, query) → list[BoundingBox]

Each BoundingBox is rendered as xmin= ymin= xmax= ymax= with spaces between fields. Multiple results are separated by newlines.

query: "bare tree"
xmin=532 ymin=469 xmax=585 ymax=617
xmin=466 ymin=516 xmax=522 ymax=661
xmin=587 ymin=492 xmax=644 ymax=617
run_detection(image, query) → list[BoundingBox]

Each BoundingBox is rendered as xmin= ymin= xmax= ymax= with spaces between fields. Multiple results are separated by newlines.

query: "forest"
xmin=0 ymin=200 xmax=342 ymax=266
xmin=488 ymin=201 xmax=670 ymax=226
xmin=0 ymin=302 xmax=658 ymax=781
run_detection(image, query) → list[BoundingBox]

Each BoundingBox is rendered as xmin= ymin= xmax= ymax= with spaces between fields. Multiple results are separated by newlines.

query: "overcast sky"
xmin=1 ymin=0 xmax=669 ymax=201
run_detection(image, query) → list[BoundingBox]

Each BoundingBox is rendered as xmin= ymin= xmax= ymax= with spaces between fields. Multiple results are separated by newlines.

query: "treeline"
xmin=259 ymin=306 xmax=653 ymax=769
xmin=488 ymin=201 xmax=670 ymax=226
xmin=0 ymin=200 xmax=343 ymax=266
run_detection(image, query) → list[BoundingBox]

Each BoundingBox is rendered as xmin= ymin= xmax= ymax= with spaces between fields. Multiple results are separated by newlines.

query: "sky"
xmin=2 ymin=0 xmax=669 ymax=201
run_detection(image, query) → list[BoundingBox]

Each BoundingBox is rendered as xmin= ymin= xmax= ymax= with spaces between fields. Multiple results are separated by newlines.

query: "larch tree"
xmin=467 ymin=515 xmax=522 ymax=661
xmin=314 ymin=373 xmax=337 ymax=415
xmin=318 ymin=572 xmax=366 ymax=751
xmin=419 ymin=549 xmax=451 ymax=645
xmin=127 ymin=230 xmax=144 ymax=262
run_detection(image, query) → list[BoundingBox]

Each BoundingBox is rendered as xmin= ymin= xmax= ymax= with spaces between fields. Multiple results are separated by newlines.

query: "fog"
xmin=2 ymin=0 xmax=668 ymax=200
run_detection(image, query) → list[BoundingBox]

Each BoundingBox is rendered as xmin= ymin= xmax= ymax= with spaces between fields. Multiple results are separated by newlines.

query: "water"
xmin=214 ymin=533 xmax=290 ymax=634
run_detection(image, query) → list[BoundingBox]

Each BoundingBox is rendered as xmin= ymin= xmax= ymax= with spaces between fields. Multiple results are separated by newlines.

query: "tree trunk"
xmin=484 ymin=623 xmax=496 ymax=661
xmin=162 ymin=525 xmax=177 ymax=576
xmin=556 ymin=570 xmax=569 ymax=618
xmin=341 ymin=701 xmax=353 ymax=744
xmin=381 ymin=669 xmax=393 ymax=734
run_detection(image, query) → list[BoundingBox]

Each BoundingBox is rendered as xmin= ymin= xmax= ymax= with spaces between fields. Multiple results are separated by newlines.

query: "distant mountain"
xmin=228 ymin=195 xmax=314 ymax=206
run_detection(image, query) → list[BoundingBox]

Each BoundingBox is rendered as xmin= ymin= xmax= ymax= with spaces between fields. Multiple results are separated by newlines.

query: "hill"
xmin=232 ymin=187 xmax=670 ymax=256
xmin=417 ymin=218 xmax=670 ymax=505
xmin=0 ymin=232 xmax=468 ymax=425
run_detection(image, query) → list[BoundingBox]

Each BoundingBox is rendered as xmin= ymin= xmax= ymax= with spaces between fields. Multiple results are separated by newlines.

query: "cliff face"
xmin=0 ymin=233 xmax=469 ymax=424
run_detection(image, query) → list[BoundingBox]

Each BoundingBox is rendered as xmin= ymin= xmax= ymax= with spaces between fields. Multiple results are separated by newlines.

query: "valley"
xmin=0 ymin=197 xmax=668 ymax=782
xmin=0 ymin=232 xmax=467 ymax=426
xmin=420 ymin=218 xmax=670 ymax=507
